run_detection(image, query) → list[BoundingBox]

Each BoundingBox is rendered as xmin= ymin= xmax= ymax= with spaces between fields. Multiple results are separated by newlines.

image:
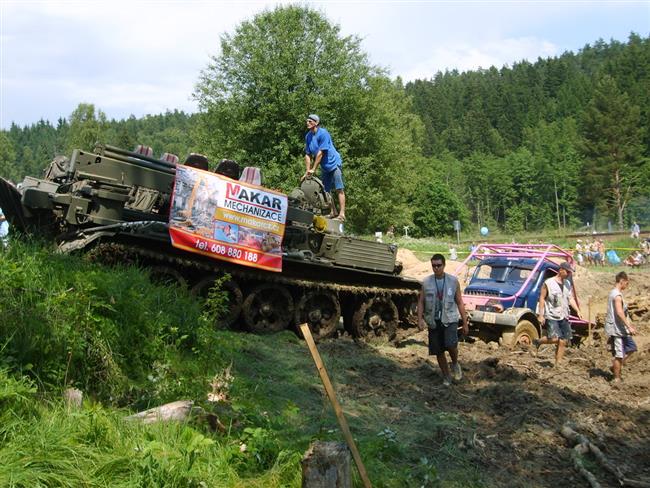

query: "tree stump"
xmin=301 ymin=441 xmax=351 ymax=488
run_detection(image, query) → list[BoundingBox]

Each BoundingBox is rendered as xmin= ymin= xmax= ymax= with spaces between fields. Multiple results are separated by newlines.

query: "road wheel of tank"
xmin=243 ymin=284 xmax=294 ymax=333
xmin=191 ymin=276 xmax=243 ymax=329
xmin=500 ymin=320 xmax=539 ymax=347
xmin=351 ymin=296 xmax=399 ymax=342
xmin=148 ymin=266 xmax=186 ymax=287
xmin=295 ymin=290 xmax=341 ymax=340
xmin=396 ymin=294 xmax=419 ymax=329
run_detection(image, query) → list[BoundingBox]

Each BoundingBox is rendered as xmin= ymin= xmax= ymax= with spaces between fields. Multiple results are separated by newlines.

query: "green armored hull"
xmin=0 ymin=144 xmax=420 ymax=341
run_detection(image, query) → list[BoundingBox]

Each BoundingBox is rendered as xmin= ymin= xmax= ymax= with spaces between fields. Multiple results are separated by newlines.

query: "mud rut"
xmin=316 ymin=269 xmax=650 ymax=487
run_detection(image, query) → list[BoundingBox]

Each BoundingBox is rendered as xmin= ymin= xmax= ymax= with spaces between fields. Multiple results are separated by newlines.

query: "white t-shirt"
xmin=542 ymin=277 xmax=572 ymax=320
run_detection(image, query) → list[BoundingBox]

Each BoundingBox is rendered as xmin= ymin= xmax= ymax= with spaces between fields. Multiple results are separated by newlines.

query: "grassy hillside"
xmin=0 ymin=240 xmax=485 ymax=487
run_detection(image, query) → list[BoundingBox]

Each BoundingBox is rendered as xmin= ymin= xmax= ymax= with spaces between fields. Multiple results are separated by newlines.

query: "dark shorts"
xmin=545 ymin=318 xmax=572 ymax=341
xmin=609 ymin=336 xmax=637 ymax=359
xmin=322 ymin=166 xmax=344 ymax=192
xmin=428 ymin=321 xmax=459 ymax=355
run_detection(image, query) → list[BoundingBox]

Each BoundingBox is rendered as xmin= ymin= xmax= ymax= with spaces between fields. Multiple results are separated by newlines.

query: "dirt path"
xmin=365 ymin=251 xmax=650 ymax=486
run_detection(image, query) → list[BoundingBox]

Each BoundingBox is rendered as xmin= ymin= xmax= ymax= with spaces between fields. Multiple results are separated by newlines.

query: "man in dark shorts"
xmin=534 ymin=261 xmax=582 ymax=367
xmin=417 ymin=254 xmax=469 ymax=386
xmin=304 ymin=114 xmax=346 ymax=221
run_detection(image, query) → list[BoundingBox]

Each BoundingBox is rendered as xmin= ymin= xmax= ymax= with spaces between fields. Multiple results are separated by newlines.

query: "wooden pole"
xmin=299 ymin=323 xmax=372 ymax=488
xmin=587 ymin=297 xmax=594 ymax=346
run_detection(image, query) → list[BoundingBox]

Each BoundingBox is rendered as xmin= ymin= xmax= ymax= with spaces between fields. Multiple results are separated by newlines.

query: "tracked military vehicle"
xmin=0 ymin=143 xmax=420 ymax=340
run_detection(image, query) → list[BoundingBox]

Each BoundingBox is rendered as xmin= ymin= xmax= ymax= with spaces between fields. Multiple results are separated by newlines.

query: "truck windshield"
xmin=472 ymin=264 xmax=532 ymax=283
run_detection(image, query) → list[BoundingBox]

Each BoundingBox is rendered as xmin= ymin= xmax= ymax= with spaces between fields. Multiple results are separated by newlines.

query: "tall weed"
xmin=0 ymin=240 xmax=223 ymax=405
xmin=0 ymin=400 xmax=301 ymax=487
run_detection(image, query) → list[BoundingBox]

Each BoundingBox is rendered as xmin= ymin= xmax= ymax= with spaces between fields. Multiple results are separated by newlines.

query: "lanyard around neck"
xmin=434 ymin=274 xmax=446 ymax=300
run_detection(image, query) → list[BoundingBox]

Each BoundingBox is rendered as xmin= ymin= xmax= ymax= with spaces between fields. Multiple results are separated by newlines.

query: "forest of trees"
xmin=406 ymin=34 xmax=649 ymax=235
xmin=0 ymin=6 xmax=648 ymax=236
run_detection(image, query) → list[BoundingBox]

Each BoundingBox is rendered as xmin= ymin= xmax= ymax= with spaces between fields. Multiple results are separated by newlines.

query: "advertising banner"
xmin=169 ymin=165 xmax=287 ymax=272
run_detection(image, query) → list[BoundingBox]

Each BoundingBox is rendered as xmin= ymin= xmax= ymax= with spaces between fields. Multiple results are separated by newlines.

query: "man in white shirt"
xmin=534 ymin=261 xmax=582 ymax=367
xmin=605 ymin=271 xmax=637 ymax=383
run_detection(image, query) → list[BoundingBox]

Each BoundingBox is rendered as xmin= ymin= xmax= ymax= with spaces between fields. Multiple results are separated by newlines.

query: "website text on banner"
xmin=169 ymin=165 xmax=288 ymax=272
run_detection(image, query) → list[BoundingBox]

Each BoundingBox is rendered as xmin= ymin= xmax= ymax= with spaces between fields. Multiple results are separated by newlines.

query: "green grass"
xmin=0 ymin=239 xmax=487 ymax=487
xmin=0 ymin=375 xmax=302 ymax=487
xmin=5 ymin=231 xmax=638 ymax=485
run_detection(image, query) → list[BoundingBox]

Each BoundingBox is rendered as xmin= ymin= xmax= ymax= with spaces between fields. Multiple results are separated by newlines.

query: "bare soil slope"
xmin=354 ymin=251 xmax=650 ymax=486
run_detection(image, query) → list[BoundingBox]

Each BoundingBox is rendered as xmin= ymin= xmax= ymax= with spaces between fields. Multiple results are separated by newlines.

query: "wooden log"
xmin=570 ymin=445 xmax=602 ymax=488
xmin=622 ymin=478 xmax=650 ymax=488
xmin=125 ymin=400 xmax=194 ymax=424
xmin=299 ymin=323 xmax=372 ymax=488
xmin=561 ymin=423 xmax=650 ymax=488
xmin=124 ymin=400 xmax=228 ymax=432
xmin=301 ymin=441 xmax=351 ymax=488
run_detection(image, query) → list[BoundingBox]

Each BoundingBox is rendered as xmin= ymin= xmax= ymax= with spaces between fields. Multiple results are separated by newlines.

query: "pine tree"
xmin=0 ymin=132 xmax=18 ymax=182
xmin=581 ymin=75 xmax=645 ymax=229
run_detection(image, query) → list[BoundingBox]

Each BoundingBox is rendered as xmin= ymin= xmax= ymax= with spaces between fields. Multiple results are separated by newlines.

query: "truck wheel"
xmin=501 ymin=320 xmax=539 ymax=347
xmin=499 ymin=332 xmax=514 ymax=347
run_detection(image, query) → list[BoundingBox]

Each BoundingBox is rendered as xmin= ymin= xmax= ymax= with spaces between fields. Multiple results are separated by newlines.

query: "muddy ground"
xmin=331 ymin=252 xmax=650 ymax=487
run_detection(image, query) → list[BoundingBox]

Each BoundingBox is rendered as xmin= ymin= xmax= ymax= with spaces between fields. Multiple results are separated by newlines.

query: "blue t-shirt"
xmin=305 ymin=127 xmax=342 ymax=173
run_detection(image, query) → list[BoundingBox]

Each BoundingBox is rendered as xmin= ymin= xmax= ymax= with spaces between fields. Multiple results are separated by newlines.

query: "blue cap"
xmin=559 ymin=261 xmax=573 ymax=272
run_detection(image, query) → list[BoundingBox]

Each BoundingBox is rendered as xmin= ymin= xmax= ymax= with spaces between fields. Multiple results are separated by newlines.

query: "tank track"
xmin=87 ymin=241 xmax=420 ymax=341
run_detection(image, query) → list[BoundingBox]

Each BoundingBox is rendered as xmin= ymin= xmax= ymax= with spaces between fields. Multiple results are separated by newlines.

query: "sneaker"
xmin=451 ymin=362 xmax=463 ymax=381
xmin=442 ymin=376 xmax=452 ymax=387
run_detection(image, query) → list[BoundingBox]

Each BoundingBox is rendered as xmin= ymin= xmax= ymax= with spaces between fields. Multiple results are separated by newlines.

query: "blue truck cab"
xmin=464 ymin=258 xmax=555 ymax=311
xmin=455 ymin=244 xmax=588 ymax=346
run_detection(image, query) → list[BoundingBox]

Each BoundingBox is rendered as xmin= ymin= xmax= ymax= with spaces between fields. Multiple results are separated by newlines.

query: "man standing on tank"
xmin=534 ymin=261 xmax=582 ymax=367
xmin=304 ymin=114 xmax=346 ymax=221
xmin=417 ymin=253 xmax=469 ymax=386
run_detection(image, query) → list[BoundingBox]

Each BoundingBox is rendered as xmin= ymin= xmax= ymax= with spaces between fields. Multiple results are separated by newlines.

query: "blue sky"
xmin=1 ymin=0 xmax=648 ymax=129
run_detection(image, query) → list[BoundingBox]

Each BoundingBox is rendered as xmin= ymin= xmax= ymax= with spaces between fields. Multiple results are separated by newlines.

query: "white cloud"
xmin=402 ymin=37 xmax=559 ymax=81
xmin=2 ymin=74 xmax=197 ymax=121
xmin=0 ymin=1 xmax=646 ymax=127
xmin=63 ymin=79 xmax=197 ymax=116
